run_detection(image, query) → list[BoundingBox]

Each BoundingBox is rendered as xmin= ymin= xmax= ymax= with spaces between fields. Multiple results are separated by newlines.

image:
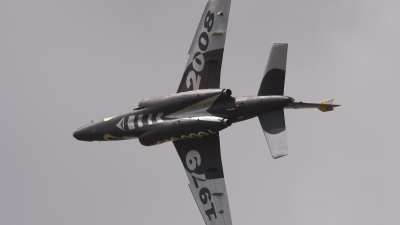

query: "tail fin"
xmin=258 ymin=43 xmax=288 ymax=96
xmin=318 ymin=99 xmax=335 ymax=112
xmin=287 ymin=99 xmax=340 ymax=112
xmin=258 ymin=109 xmax=288 ymax=159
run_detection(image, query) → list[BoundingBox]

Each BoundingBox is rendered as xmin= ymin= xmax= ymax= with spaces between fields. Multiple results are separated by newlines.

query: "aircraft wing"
xmin=177 ymin=0 xmax=232 ymax=93
xmin=173 ymin=135 xmax=232 ymax=225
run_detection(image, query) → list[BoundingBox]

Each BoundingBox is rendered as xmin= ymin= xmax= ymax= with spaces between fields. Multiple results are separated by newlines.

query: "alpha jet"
xmin=73 ymin=0 xmax=339 ymax=224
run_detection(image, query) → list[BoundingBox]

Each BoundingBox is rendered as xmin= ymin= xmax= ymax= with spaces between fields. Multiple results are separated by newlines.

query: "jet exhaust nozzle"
xmin=222 ymin=89 xmax=232 ymax=97
xmin=223 ymin=118 xmax=232 ymax=127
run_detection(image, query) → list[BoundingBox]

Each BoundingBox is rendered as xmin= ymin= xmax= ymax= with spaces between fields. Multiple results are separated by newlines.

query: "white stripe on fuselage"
xmin=127 ymin=115 xmax=135 ymax=130
xmin=156 ymin=113 xmax=163 ymax=123
xmin=125 ymin=113 xmax=163 ymax=130
xmin=138 ymin=114 xmax=143 ymax=127
xmin=148 ymin=113 xmax=153 ymax=125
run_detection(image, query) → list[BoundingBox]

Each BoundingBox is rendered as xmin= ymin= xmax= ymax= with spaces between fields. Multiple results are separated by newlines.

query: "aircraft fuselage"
xmin=73 ymin=89 xmax=294 ymax=145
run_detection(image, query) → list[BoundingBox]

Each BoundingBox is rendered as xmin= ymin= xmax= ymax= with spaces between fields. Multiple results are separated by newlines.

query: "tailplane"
xmin=258 ymin=109 xmax=288 ymax=159
xmin=258 ymin=43 xmax=288 ymax=96
xmin=258 ymin=43 xmax=289 ymax=159
xmin=257 ymin=43 xmax=340 ymax=159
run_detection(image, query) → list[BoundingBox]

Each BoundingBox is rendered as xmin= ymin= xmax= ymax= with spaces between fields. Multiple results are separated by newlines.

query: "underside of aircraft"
xmin=73 ymin=0 xmax=339 ymax=224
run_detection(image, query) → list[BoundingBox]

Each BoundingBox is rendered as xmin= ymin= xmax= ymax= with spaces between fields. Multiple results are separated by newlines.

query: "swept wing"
xmin=174 ymin=135 xmax=232 ymax=225
xmin=177 ymin=0 xmax=232 ymax=92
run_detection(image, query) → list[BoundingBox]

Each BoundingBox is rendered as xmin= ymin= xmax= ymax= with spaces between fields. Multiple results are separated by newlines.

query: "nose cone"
xmin=73 ymin=130 xmax=83 ymax=141
xmin=73 ymin=125 xmax=94 ymax=142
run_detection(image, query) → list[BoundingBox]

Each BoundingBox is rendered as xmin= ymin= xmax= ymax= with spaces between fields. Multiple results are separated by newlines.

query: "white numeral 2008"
xmin=186 ymin=71 xmax=201 ymax=90
xmin=185 ymin=10 xmax=214 ymax=90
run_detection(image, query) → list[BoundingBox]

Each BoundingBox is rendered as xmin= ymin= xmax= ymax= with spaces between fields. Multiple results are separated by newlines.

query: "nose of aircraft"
xmin=73 ymin=126 xmax=94 ymax=142
xmin=73 ymin=130 xmax=81 ymax=140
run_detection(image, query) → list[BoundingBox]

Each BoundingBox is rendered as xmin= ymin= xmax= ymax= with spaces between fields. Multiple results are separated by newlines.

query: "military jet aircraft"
xmin=73 ymin=0 xmax=339 ymax=224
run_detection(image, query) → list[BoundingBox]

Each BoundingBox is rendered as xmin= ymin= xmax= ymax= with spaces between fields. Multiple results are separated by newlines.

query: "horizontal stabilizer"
xmin=258 ymin=109 xmax=288 ymax=159
xmin=258 ymin=43 xmax=288 ymax=96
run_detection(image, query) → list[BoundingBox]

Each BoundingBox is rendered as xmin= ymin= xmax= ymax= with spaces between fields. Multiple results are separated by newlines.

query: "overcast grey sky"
xmin=1 ymin=0 xmax=400 ymax=224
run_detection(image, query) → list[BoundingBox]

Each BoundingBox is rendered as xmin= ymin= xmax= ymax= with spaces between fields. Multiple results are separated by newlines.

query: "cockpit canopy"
xmin=103 ymin=115 xmax=116 ymax=121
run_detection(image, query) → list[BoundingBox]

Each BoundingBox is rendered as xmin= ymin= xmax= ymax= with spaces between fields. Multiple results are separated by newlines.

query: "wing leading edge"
xmin=177 ymin=0 xmax=232 ymax=93
xmin=174 ymin=135 xmax=232 ymax=225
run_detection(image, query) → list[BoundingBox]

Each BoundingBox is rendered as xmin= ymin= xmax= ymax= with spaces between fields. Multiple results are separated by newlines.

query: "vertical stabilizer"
xmin=258 ymin=43 xmax=288 ymax=96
